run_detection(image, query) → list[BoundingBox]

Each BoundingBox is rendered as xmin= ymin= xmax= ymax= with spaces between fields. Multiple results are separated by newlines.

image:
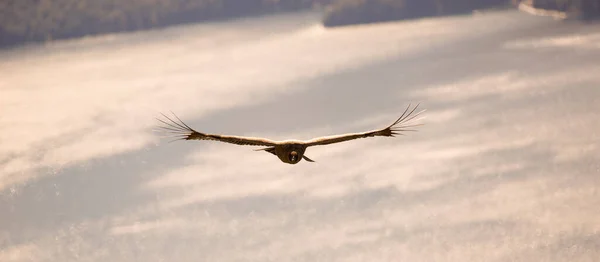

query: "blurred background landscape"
xmin=2 ymin=0 xmax=600 ymax=48
xmin=1 ymin=0 xmax=600 ymax=261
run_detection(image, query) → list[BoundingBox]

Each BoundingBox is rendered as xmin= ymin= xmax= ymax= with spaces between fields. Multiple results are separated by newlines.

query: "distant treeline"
xmin=0 ymin=0 xmax=330 ymax=48
xmin=515 ymin=0 xmax=600 ymax=19
xmin=323 ymin=0 xmax=600 ymax=27
xmin=1 ymin=0 xmax=599 ymax=49
xmin=322 ymin=0 xmax=511 ymax=27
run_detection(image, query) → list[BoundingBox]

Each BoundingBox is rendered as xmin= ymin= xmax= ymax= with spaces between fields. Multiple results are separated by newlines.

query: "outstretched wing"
xmin=303 ymin=103 xmax=424 ymax=147
xmin=156 ymin=113 xmax=278 ymax=147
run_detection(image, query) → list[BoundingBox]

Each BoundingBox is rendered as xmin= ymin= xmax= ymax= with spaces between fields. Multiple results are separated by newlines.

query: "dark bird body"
xmin=157 ymin=103 xmax=424 ymax=164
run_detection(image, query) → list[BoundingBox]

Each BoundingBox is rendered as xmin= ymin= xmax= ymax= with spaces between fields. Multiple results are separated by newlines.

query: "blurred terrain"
xmin=323 ymin=0 xmax=600 ymax=27
xmin=322 ymin=0 xmax=510 ymax=27
xmin=0 ymin=0 xmax=330 ymax=48
xmin=2 ymin=0 xmax=600 ymax=48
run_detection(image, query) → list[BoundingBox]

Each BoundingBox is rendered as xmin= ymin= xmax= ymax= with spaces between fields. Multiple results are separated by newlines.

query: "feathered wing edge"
xmin=154 ymin=112 xmax=198 ymax=143
xmin=303 ymin=103 xmax=425 ymax=147
xmin=380 ymin=102 xmax=425 ymax=137
xmin=155 ymin=103 xmax=424 ymax=147
xmin=155 ymin=112 xmax=278 ymax=146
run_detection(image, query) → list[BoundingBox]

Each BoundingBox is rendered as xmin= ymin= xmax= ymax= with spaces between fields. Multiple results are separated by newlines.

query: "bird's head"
xmin=288 ymin=151 xmax=299 ymax=163
xmin=277 ymin=145 xmax=307 ymax=164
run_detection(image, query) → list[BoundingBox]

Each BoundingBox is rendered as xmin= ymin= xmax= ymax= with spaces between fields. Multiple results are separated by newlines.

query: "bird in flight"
xmin=157 ymin=103 xmax=424 ymax=164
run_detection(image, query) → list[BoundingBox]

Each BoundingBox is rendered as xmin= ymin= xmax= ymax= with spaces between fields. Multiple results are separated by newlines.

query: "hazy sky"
xmin=1 ymin=9 xmax=600 ymax=262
